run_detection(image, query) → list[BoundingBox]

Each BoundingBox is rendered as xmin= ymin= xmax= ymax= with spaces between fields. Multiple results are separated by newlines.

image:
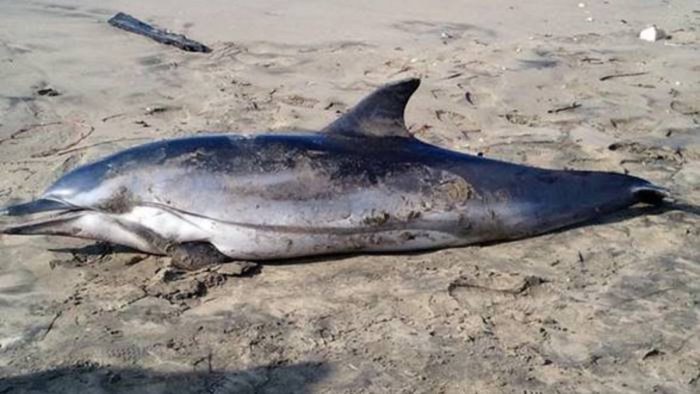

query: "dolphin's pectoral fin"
xmin=166 ymin=242 xmax=232 ymax=271
xmin=322 ymin=78 xmax=419 ymax=139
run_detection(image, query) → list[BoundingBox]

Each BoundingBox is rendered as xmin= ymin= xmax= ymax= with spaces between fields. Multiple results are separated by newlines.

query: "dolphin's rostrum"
xmin=0 ymin=79 xmax=669 ymax=269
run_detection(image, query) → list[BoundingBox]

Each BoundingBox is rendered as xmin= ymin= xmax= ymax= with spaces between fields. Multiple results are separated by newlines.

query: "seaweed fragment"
xmin=108 ymin=12 xmax=211 ymax=53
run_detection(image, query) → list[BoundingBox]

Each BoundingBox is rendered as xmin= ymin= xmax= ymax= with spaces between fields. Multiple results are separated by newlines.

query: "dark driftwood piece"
xmin=599 ymin=71 xmax=647 ymax=81
xmin=108 ymin=12 xmax=211 ymax=53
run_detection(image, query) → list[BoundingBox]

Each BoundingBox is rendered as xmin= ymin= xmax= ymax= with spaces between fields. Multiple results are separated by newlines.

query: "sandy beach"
xmin=1 ymin=0 xmax=699 ymax=392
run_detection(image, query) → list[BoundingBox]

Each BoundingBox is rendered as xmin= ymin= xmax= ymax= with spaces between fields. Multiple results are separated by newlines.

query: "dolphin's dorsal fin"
xmin=323 ymin=78 xmax=420 ymax=138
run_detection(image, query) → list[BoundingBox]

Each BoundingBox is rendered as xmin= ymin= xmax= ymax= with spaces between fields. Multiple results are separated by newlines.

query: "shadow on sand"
xmin=590 ymin=201 xmax=700 ymax=225
xmin=0 ymin=361 xmax=331 ymax=394
xmin=48 ymin=242 xmax=137 ymax=257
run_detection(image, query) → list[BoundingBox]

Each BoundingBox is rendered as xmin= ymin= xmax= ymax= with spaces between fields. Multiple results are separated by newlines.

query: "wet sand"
xmin=1 ymin=0 xmax=699 ymax=392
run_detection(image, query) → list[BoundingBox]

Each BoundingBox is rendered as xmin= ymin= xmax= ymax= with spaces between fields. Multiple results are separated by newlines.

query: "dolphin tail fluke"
xmin=1 ymin=199 xmax=72 ymax=217
xmin=632 ymin=184 xmax=672 ymax=205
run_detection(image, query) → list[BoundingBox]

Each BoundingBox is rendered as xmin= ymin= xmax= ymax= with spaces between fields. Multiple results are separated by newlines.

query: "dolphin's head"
xmin=0 ymin=158 xmax=115 ymax=217
xmin=43 ymin=160 xmax=113 ymax=201
xmin=40 ymin=139 xmax=175 ymax=209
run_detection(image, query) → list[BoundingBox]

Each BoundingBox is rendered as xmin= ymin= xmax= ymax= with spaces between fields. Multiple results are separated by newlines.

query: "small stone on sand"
xmin=639 ymin=25 xmax=665 ymax=42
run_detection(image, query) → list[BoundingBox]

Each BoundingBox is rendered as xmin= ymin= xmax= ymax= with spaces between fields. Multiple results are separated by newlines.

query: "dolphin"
xmin=0 ymin=78 xmax=669 ymax=269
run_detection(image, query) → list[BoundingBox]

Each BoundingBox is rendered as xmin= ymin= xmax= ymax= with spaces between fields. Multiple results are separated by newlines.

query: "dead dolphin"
xmin=0 ymin=78 xmax=669 ymax=269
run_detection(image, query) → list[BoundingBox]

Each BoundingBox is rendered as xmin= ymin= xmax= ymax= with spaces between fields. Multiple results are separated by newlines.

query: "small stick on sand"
xmin=31 ymin=125 xmax=95 ymax=158
xmin=599 ymin=72 xmax=647 ymax=81
xmin=0 ymin=122 xmax=63 ymax=145
xmin=108 ymin=12 xmax=212 ymax=53
xmin=547 ymin=102 xmax=581 ymax=114
xmin=41 ymin=310 xmax=63 ymax=341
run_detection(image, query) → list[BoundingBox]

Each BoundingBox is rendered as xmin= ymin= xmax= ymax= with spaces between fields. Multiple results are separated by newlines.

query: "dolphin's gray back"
xmin=43 ymin=134 xmax=483 ymax=234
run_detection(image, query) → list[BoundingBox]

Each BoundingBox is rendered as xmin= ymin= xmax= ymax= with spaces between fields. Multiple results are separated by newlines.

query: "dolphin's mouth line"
xmin=0 ymin=210 xmax=85 ymax=235
xmin=0 ymin=197 xmax=80 ymax=217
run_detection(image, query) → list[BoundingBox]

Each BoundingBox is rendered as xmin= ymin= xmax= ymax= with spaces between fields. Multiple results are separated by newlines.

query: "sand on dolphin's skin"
xmin=1 ymin=0 xmax=699 ymax=392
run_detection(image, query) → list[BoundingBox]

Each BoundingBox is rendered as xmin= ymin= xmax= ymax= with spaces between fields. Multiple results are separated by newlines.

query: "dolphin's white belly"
xmin=111 ymin=206 xmax=463 ymax=260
